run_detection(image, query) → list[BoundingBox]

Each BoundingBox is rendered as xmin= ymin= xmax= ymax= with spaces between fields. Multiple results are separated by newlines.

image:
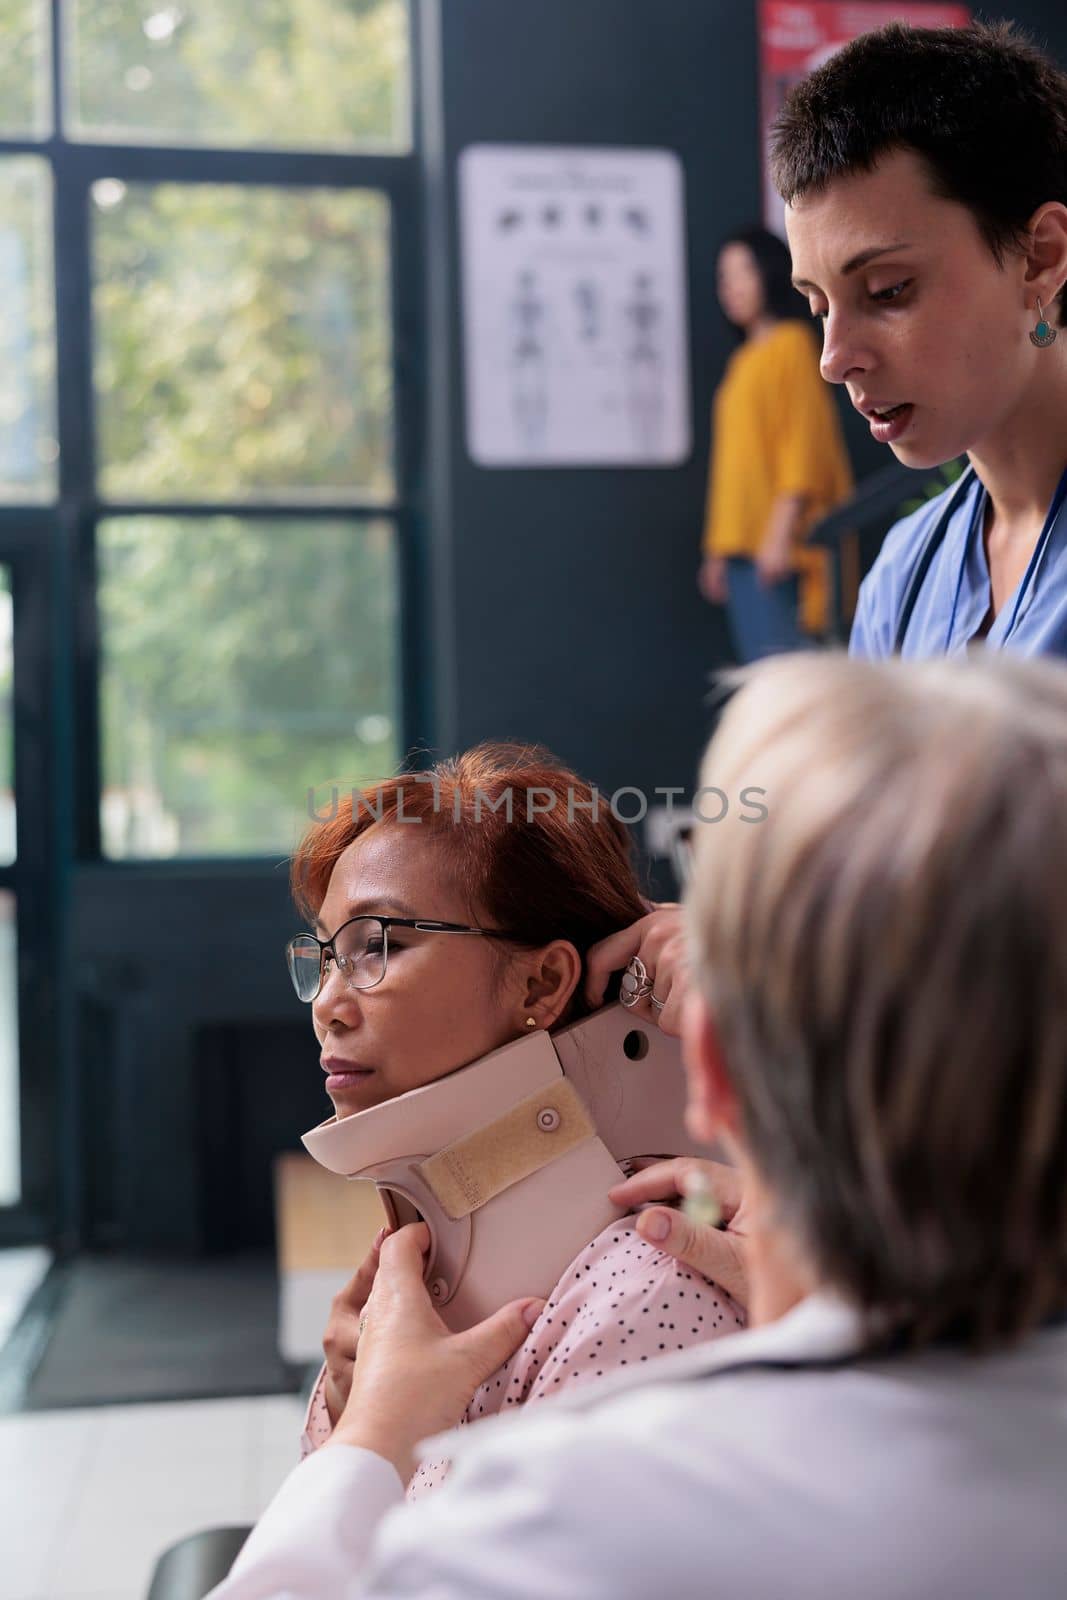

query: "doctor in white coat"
xmin=210 ymin=650 xmax=1067 ymax=1600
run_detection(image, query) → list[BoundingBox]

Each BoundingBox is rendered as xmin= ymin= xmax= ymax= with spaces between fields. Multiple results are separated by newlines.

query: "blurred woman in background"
xmin=700 ymin=225 xmax=853 ymax=660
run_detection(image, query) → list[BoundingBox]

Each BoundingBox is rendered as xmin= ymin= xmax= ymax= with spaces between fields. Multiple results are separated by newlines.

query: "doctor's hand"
xmin=328 ymin=1223 xmax=545 ymax=1484
xmin=609 ymin=1158 xmax=750 ymax=1310
xmin=321 ymin=1226 xmax=391 ymax=1426
xmin=585 ymin=903 xmax=689 ymax=1036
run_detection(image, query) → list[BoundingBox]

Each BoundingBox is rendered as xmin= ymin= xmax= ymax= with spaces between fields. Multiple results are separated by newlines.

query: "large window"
xmin=0 ymin=0 xmax=413 ymax=860
xmin=0 ymin=564 xmax=17 ymax=1207
xmin=0 ymin=1 xmax=417 ymax=1231
xmin=92 ymin=181 xmax=394 ymax=502
xmin=65 ymin=1 xmax=409 ymax=151
xmin=0 ymin=887 xmax=17 ymax=1207
xmin=0 ymin=566 xmax=12 ymax=866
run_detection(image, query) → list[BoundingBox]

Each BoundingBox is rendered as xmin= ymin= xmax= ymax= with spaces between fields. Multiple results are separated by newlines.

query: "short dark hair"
xmin=717 ymin=225 xmax=813 ymax=337
xmin=770 ymin=20 xmax=1067 ymax=317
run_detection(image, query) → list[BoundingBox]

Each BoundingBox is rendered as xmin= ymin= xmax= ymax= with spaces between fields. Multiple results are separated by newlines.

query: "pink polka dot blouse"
xmin=300 ymin=1216 xmax=745 ymax=1499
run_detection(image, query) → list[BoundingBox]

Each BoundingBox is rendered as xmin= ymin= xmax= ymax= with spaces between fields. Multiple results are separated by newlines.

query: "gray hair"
xmin=687 ymin=651 xmax=1067 ymax=1350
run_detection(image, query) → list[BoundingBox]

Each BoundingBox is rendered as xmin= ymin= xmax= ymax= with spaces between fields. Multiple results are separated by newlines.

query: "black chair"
xmin=145 ymin=1525 xmax=252 ymax=1600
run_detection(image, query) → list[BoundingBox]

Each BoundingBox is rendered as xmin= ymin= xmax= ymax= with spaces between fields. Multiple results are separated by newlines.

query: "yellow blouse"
xmin=702 ymin=320 xmax=853 ymax=633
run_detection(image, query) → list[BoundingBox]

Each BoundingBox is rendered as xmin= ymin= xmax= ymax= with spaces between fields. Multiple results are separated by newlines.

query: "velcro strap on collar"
xmin=416 ymin=1078 xmax=594 ymax=1220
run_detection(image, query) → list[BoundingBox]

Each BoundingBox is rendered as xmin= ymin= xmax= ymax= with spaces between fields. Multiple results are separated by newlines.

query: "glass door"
xmin=0 ymin=564 xmax=16 ymax=1209
xmin=0 ymin=1 xmax=59 ymax=1238
xmin=0 ymin=539 xmax=54 ymax=1242
xmin=0 ymin=1 xmax=420 ymax=1249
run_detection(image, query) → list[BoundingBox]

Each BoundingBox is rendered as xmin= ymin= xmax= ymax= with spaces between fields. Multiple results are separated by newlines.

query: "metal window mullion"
xmin=0 ymin=137 xmax=53 ymax=157
xmin=0 ymin=512 xmax=55 ymax=556
xmin=3 ymin=531 xmax=61 ymax=1235
xmin=51 ymin=121 xmax=100 ymax=860
xmin=93 ymin=500 xmax=408 ymax=520
xmin=0 ymin=141 xmax=417 ymax=190
xmin=52 ymin=169 xmax=96 ymax=505
xmin=386 ymin=7 xmax=428 ymax=757
xmin=391 ymin=14 xmax=436 ymax=765
xmin=56 ymin=140 xmax=416 ymax=194
xmin=44 ymin=3 xmax=94 ymax=1240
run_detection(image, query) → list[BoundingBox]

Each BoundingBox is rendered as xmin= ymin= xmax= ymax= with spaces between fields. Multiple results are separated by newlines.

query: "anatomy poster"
xmin=759 ymin=2 xmax=972 ymax=235
xmin=459 ymin=144 xmax=691 ymax=467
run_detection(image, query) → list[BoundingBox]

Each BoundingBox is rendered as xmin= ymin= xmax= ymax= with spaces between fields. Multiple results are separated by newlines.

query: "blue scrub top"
xmin=850 ymin=467 xmax=1067 ymax=660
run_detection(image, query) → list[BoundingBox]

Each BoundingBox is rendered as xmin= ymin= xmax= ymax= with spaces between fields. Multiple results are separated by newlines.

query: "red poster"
xmin=760 ymin=2 xmax=972 ymax=232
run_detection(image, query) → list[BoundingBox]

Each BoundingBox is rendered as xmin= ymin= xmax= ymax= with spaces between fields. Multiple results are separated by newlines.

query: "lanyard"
xmin=944 ymin=463 xmax=1067 ymax=650
xmin=893 ymin=469 xmax=975 ymax=654
xmin=1001 ymin=463 xmax=1067 ymax=637
xmin=895 ymin=465 xmax=1067 ymax=654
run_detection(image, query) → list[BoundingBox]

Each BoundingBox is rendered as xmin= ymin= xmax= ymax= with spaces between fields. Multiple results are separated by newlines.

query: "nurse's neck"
xmin=968 ymin=340 xmax=1067 ymax=534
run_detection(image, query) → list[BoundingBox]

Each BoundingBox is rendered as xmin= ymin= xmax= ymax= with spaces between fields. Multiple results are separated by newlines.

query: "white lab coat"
xmin=208 ymin=1292 xmax=1067 ymax=1599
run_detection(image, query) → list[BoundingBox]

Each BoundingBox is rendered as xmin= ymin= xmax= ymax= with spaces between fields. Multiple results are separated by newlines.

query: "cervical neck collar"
xmin=302 ymin=1003 xmax=705 ymax=1332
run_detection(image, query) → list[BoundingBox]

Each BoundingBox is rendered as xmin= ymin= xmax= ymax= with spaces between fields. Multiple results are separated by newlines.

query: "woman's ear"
xmin=1023 ymin=200 xmax=1067 ymax=315
xmin=681 ymin=988 xmax=740 ymax=1147
xmin=520 ymin=941 xmax=582 ymax=1029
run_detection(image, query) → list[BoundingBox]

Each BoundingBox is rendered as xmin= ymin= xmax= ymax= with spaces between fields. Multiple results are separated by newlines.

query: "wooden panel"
xmin=273 ymin=1152 xmax=387 ymax=1273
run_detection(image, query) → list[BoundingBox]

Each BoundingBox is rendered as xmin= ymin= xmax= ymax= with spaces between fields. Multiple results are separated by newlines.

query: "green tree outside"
xmin=0 ymin=0 xmax=50 ymax=139
xmin=92 ymin=181 xmax=393 ymax=500
xmin=2 ymin=1 xmax=409 ymax=857
xmin=97 ymin=516 xmax=399 ymax=857
xmin=66 ymin=0 xmax=408 ymax=150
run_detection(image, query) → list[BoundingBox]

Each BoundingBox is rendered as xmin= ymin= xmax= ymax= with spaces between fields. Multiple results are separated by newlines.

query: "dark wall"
xmin=68 ymin=0 xmax=1067 ymax=1251
xmin=72 ymin=869 xmax=318 ymax=1250
xmin=422 ymin=0 xmax=1067 ymax=803
xmin=423 ymin=0 xmax=757 ymax=798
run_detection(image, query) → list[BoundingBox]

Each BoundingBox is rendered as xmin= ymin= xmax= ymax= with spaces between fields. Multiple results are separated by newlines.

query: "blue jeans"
xmin=725 ymin=557 xmax=804 ymax=663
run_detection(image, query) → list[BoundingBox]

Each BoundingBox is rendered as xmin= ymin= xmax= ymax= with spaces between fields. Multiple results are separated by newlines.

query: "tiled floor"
xmin=0 ymin=1391 xmax=305 ymax=1600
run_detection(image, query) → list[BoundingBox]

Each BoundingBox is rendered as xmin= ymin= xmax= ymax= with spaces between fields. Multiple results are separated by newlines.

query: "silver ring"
xmin=620 ymin=955 xmax=655 ymax=1009
xmin=649 ymin=992 xmax=666 ymax=1011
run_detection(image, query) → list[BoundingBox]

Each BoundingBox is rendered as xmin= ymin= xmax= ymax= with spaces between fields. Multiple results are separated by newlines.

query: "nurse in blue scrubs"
xmin=580 ymin=24 xmax=1067 ymax=1351
xmin=772 ymin=21 xmax=1067 ymax=660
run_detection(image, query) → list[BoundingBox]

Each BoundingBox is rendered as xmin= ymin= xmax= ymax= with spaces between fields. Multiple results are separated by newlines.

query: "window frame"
xmin=0 ymin=524 xmax=56 ymax=1241
xmin=0 ymin=0 xmax=426 ymax=869
xmin=0 ymin=1 xmax=426 ymax=1241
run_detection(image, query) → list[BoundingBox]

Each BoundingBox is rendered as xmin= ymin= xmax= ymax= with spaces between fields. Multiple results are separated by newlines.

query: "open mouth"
xmin=866 ymin=402 xmax=915 ymax=441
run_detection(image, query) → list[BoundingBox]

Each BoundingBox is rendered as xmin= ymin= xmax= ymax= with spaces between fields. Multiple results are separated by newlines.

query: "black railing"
xmin=808 ymin=459 xmax=966 ymax=642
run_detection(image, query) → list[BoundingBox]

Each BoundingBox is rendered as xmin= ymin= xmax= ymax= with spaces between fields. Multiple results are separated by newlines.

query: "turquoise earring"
xmin=1030 ymin=297 xmax=1058 ymax=348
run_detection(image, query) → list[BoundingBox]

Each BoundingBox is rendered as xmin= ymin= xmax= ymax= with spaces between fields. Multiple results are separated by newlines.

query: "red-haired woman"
xmin=287 ymin=743 xmax=744 ymax=1494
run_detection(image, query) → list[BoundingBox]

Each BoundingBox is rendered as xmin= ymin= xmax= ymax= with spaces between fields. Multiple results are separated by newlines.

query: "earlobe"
xmin=523 ymin=940 xmax=582 ymax=1029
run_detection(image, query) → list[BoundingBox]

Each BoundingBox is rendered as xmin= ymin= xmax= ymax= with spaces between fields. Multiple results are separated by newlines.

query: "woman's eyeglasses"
xmin=286 ymin=914 xmax=525 ymax=1002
